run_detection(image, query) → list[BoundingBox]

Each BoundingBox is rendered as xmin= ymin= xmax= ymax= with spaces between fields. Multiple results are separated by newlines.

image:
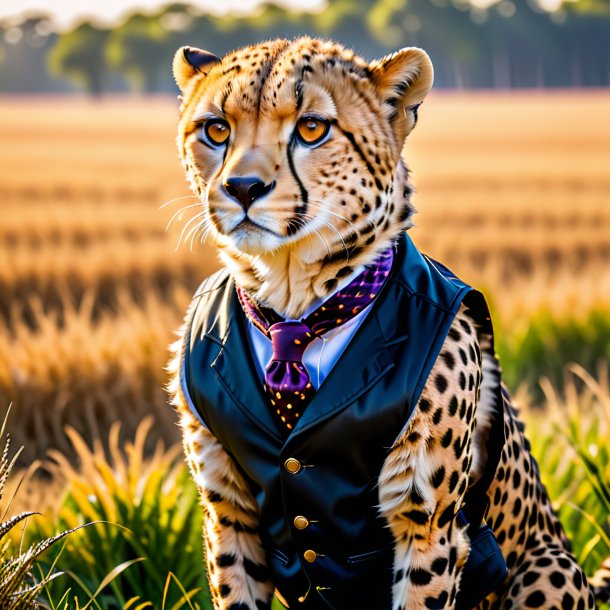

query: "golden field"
xmin=1 ymin=91 xmax=609 ymax=464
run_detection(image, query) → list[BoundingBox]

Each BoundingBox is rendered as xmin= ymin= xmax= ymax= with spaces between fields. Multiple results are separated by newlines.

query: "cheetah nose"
xmin=223 ymin=176 xmax=276 ymax=211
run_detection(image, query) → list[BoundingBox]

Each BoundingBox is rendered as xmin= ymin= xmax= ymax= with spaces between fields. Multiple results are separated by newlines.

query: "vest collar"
xmin=202 ymin=234 xmax=411 ymax=444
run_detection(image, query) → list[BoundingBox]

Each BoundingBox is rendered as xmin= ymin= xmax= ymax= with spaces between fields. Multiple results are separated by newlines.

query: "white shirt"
xmin=245 ymin=268 xmax=373 ymax=390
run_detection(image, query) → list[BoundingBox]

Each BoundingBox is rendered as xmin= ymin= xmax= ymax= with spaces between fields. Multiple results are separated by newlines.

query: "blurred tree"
xmin=0 ymin=25 xmax=5 ymax=67
xmin=4 ymin=0 xmax=608 ymax=94
xmin=0 ymin=16 xmax=69 ymax=93
xmin=562 ymin=0 xmax=610 ymax=14
xmin=106 ymin=12 xmax=172 ymax=92
xmin=360 ymin=0 xmax=610 ymax=88
xmin=312 ymin=0 xmax=385 ymax=59
xmin=48 ymin=22 xmax=110 ymax=95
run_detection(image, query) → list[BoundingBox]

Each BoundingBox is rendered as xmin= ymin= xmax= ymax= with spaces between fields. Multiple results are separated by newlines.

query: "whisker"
xmin=292 ymin=211 xmax=349 ymax=262
xmin=302 ymin=222 xmax=331 ymax=258
xmin=165 ymin=201 xmax=203 ymax=232
xmin=159 ymin=194 xmax=199 ymax=210
xmin=285 ymin=214 xmax=328 ymax=257
xmin=316 ymin=219 xmax=349 ymax=261
xmin=308 ymin=198 xmax=376 ymax=235
xmin=291 ymin=212 xmax=334 ymax=259
xmin=190 ymin=216 xmax=212 ymax=250
xmin=199 ymin=224 xmax=213 ymax=247
xmin=185 ymin=220 xmax=202 ymax=251
xmin=311 ymin=227 xmax=332 ymax=258
xmin=175 ymin=211 xmax=207 ymax=251
xmin=199 ymin=212 xmax=221 ymax=248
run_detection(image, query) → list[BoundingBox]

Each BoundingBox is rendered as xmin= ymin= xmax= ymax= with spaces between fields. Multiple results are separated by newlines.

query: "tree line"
xmin=1 ymin=0 xmax=609 ymax=94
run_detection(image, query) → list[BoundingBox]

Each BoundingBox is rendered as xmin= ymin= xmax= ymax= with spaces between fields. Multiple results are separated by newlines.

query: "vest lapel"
xmin=289 ymin=309 xmax=395 ymax=437
xmin=205 ymin=283 xmax=285 ymax=443
xmin=201 ymin=234 xmax=412 ymax=443
xmin=289 ymin=239 xmax=410 ymax=438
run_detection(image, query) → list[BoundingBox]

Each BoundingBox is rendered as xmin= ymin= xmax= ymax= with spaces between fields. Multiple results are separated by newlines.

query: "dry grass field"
xmin=1 ymin=91 xmax=610 ymax=608
xmin=1 ymin=91 xmax=609 ymax=464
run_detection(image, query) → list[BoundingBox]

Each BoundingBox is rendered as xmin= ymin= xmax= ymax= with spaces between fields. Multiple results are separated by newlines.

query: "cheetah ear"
xmin=173 ymin=46 xmax=220 ymax=92
xmin=370 ymin=47 xmax=433 ymax=134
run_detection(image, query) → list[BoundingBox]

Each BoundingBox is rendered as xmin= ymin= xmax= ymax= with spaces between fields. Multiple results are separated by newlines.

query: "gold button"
xmin=303 ymin=549 xmax=317 ymax=563
xmin=294 ymin=516 xmax=310 ymax=530
xmin=284 ymin=458 xmax=302 ymax=474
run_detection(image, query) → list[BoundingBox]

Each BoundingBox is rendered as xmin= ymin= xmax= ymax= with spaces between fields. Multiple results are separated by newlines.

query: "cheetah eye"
xmin=296 ymin=116 xmax=331 ymax=147
xmin=201 ymin=119 xmax=230 ymax=147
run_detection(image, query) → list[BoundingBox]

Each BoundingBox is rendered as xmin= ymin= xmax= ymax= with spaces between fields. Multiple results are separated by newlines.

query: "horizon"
xmin=0 ymin=0 xmax=566 ymax=31
xmin=0 ymin=0 xmax=326 ymax=30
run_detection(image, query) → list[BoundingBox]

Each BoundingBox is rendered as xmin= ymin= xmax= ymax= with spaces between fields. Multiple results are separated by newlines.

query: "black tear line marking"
xmin=287 ymin=143 xmax=308 ymax=210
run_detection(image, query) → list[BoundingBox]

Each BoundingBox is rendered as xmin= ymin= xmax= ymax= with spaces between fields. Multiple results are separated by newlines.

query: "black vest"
xmin=180 ymin=233 xmax=505 ymax=609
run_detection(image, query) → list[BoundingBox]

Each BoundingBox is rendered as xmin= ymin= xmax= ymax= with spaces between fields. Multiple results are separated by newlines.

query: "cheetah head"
xmin=173 ymin=37 xmax=433 ymax=317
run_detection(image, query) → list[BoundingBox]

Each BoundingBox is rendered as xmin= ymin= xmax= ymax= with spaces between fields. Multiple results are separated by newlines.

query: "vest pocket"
xmin=267 ymin=545 xmax=290 ymax=566
xmin=316 ymin=547 xmax=394 ymax=610
xmin=346 ymin=546 xmax=390 ymax=564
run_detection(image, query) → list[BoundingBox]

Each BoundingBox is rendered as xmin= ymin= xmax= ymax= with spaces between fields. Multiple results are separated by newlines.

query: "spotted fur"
xmin=379 ymin=305 xmax=596 ymax=609
xmin=168 ymin=329 xmax=274 ymax=609
xmin=173 ymin=37 xmax=428 ymax=319
xmin=591 ymin=557 xmax=610 ymax=603
xmin=168 ymin=37 xmax=605 ymax=609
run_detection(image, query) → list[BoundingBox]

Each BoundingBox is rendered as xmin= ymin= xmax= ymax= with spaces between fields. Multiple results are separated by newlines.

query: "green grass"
xmin=523 ymin=363 xmax=610 ymax=609
xmin=29 ymin=418 xmax=211 ymax=609
xmin=0 ymin=405 xmax=87 ymax=608
xmin=495 ymin=307 xmax=610 ymax=403
xmin=17 ymin=361 xmax=610 ymax=609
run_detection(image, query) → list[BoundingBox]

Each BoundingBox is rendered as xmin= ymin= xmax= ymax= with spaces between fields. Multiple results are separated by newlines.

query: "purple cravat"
xmin=237 ymin=248 xmax=394 ymax=432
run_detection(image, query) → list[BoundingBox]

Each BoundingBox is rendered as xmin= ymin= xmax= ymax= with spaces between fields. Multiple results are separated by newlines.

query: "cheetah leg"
xmin=378 ymin=310 xmax=482 ymax=610
xmin=473 ymin=383 xmax=597 ymax=610
xmin=497 ymin=543 xmax=595 ymax=609
xmin=178 ymin=407 xmax=274 ymax=610
xmin=167 ymin=326 xmax=274 ymax=610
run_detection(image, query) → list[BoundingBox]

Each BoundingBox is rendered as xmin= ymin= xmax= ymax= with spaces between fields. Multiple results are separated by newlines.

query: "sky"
xmin=1 ymin=0 xmax=326 ymax=30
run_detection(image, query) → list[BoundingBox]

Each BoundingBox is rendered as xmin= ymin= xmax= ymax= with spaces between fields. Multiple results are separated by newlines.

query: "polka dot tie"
xmin=237 ymin=247 xmax=394 ymax=433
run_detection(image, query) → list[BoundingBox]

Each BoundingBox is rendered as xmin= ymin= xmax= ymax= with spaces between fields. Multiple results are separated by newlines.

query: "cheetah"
xmin=166 ymin=37 xmax=609 ymax=609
